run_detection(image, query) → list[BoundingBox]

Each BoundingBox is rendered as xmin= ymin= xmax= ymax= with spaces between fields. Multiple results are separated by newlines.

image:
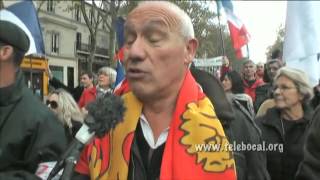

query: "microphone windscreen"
xmin=85 ymin=93 xmax=126 ymax=137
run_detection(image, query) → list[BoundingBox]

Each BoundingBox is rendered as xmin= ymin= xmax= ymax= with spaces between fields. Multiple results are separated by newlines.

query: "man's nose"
xmin=127 ymin=38 xmax=146 ymax=61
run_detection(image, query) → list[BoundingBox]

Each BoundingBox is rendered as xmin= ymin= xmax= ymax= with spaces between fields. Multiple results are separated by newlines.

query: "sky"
xmin=212 ymin=1 xmax=287 ymax=63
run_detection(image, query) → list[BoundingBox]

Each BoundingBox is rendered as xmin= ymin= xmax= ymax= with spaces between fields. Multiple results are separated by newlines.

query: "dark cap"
xmin=0 ymin=20 xmax=30 ymax=52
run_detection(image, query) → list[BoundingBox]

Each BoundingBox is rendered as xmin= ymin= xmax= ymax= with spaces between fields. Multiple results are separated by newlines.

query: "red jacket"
xmin=243 ymin=78 xmax=264 ymax=102
xmin=78 ymin=86 xmax=96 ymax=108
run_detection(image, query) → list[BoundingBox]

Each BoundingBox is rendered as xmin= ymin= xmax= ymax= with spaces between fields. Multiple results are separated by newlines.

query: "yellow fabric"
xmin=95 ymin=92 xmax=142 ymax=180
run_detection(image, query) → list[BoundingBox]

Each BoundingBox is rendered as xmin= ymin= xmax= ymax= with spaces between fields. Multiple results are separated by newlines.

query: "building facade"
xmin=4 ymin=0 xmax=110 ymax=87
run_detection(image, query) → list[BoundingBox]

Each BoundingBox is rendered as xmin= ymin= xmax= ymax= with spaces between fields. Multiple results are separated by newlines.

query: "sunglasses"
xmin=46 ymin=100 xmax=58 ymax=109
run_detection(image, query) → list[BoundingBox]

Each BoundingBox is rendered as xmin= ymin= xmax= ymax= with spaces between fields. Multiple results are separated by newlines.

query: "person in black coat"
xmin=311 ymin=80 xmax=320 ymax=109
xmin=295 ymin=105 xmax=320 ymax=180
xmin=0 ymin=20 xmax=67 ymax=179
xmin=191 ymin=65 xmax=270 ymax=180
xmin=256 ymin=67 xmax=314 ymax=180
xmin=255 ymin=58 xmax=284 ymax=112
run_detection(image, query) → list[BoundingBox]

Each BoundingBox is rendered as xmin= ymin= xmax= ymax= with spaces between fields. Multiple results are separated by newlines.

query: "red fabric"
xmin=113 ymin=47 xmax=124 ymax=62
xmin=228 ymin=21 xmax=249 ymax=59
xmin=220 ymin=65 xmax=231 ymax=78
xmin=228 ymin=21 xmax=249 ymax=50
xmin=235 ymin=48 xmax=244 ymax=59
xmin=256 ymin=70 xmax=264 ymax=80
xmin=243 ymin=78 xmax=264 ymax=102
xmin=78 ymin=86 xmax=96 ymax=108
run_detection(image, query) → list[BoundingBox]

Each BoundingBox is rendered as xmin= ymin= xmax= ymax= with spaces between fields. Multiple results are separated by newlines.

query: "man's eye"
xmin=125 ymin=39 xmax=134 ymax=45
xmin=125 ymin=35 xmax=136 ymax=45
xmin=149 ymin=38 xmax=160 ymax=43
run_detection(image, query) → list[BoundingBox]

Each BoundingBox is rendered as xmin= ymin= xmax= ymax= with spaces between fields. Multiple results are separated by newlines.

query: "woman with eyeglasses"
xmin=47 ymin=88 xmax=84 ymax=143
xmin=255 ymin=67 xmax=314 ymax=180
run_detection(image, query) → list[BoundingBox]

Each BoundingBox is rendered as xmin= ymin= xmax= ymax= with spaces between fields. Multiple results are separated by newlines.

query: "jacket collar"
xmin=261 ymin=106 xmax=313 ymax=136
xmin=0 ymin=69 xmax=25 ymax=106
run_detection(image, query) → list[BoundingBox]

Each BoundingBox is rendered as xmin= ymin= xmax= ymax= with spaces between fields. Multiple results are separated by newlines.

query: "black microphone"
xmin=48 ymin=93 xmax=126 ymax=180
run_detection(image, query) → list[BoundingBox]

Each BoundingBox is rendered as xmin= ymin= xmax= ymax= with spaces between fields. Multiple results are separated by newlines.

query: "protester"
xmin=311 ymin=80 xmax=320 ymax=109
xmin=256 ymin=67 xmax=314 ymax=180
xmin=96 ymin=66 xmax=117 ymax=99
xmin=47 ymin=67 xmax=93 ymax=102
xmin=255 ymin=58 xmax=285 ymax=114
xmin=220 ymin=56 xmax=232 ymax=80
xmin=47 ymin=88 xmax=83 ymax=143
xmin=191 ymin=66 xmax=270 ymax=180
xmin=73 ymin=2 xmax=236 ymax=179
xmin=296 ymin=105 xmax=320 ymax=180
xmin=77 ymin=72 xmax=96 ymax=109
xmin=255 ymin=50 xmax=285 ymax=112
xmin=222 ymin=70 xmax=255 ymax=118
xmin=242 ymin=60 xmax=264 ymax=103
xmin=0 ymin=20 xmax=67 ymax=179
xmin=256 ymin=62 xmax=265 ymax=80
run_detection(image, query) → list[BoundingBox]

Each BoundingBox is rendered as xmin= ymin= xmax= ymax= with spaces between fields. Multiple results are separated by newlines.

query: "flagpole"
xmin=246 ymin=44 xmax=250 ymax=59
xmin=217 ymin=4 xmax=226 ymax=56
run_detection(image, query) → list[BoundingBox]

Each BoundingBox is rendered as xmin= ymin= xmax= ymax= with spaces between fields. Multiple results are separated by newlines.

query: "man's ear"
xmin=184 ymin=38 xmax=198 ymax=64
xmin=0 ymin=45 xmax=14 ymax=63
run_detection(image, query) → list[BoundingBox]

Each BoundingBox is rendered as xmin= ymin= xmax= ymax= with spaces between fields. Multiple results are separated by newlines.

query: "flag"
xmin=217 ymin=0 xmax=250 ymax=59
xmin=0 ymin=1 xmax=45 ymax=56
xmin=114 ymin=17 xmax=126 ymax=88
xmin=283 ymin=1 xmax=320 ymax=86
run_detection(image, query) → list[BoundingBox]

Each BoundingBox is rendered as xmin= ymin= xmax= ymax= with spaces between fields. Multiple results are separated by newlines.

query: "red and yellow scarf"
xmin=75 ymin=71 xmax=236 ymax=180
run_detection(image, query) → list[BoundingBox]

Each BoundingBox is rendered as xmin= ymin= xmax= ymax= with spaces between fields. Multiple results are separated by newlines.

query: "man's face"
xmin=123 ymin=3 xmax=197 ymax=101
xmin=0 ymin=44 xmax=15 ymax=88
xmin=243 ymin=62 xmax=256 ymax=79
xmin=267 ymin=62 xmax=281 ymax=80
xmin=256 ymin=64 xmax=264 ymax=73
xmin=80 ymin=74 xmax=93 ymax=88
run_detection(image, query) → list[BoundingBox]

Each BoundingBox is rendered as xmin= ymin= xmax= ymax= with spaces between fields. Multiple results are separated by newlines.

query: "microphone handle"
xmin=60 ymin=155 xmax=80 ymax=180
xmin=48 ymin=141 xmax=84 ymax=180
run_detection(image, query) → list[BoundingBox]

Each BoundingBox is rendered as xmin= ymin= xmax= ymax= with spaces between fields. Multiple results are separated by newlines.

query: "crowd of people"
xmin=1 ymin=1 xmax=320 ymax=180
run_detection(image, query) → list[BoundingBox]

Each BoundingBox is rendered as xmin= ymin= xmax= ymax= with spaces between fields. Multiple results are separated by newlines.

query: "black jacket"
xmin=0 ymin=70 xmax=68 ymax=180
xmin=296 ymin=106 xmax=320 ymax=180
xmin=255 ymin=83 xmax=273 ymax=112
xmin=49 ymin=77 xmax=84 ymax=102
xmin=190 ymin=67 xmax=270 ymax=180
xmin=256 ymin=106 xmax=313 ymax=180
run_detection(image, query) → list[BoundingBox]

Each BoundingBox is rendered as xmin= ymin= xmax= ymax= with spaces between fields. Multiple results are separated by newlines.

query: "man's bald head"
xmin=127 ymin=1 xmax=194 ymax=40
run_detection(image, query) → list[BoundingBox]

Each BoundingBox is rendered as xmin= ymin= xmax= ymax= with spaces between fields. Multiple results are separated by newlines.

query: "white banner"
xmin=283 ymin=1 xmax=320 ymax=86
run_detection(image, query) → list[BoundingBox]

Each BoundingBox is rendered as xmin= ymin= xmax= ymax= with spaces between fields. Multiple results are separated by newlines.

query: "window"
xmin=75 ymin=5 xmax=81 ymax=22
xmin=76 ymin=32 xmax=82 ymax=50
xmin=67 ymin=67 xmax=74 ymax=88
xmin=47 ymin=0 xmax=54 ymax=12
xmin=50 ymin=66 xmax=64 ymax=82
xmin=51 ymin=32 xmax=59 ymax=54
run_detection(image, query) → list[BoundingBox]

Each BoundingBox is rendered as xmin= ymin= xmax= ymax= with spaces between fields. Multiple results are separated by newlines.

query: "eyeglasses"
xmin=273 ymin=85 xmax=297 ymax=92
xmin=46 ymin=100 xmax=58 ymax=109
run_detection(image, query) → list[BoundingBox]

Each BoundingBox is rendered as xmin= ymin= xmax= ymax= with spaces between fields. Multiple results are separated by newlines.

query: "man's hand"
xmin=45 ymin=62 xmax=53 ymax=80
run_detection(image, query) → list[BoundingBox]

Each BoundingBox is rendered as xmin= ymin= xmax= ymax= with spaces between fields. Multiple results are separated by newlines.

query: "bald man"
xmin=73 ymin=2 xmax=236 ymax=180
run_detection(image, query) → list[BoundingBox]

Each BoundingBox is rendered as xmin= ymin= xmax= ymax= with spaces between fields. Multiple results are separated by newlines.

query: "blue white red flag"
xmin=217 ymin=0 xmax=250 ymax=59
xmin=0 ymin=1 xmax=45 ymax=56
xmin=114 ymin=17 xmax=126 ymax=88
xmin=283 ymin=1 xmax=320 ymax=86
